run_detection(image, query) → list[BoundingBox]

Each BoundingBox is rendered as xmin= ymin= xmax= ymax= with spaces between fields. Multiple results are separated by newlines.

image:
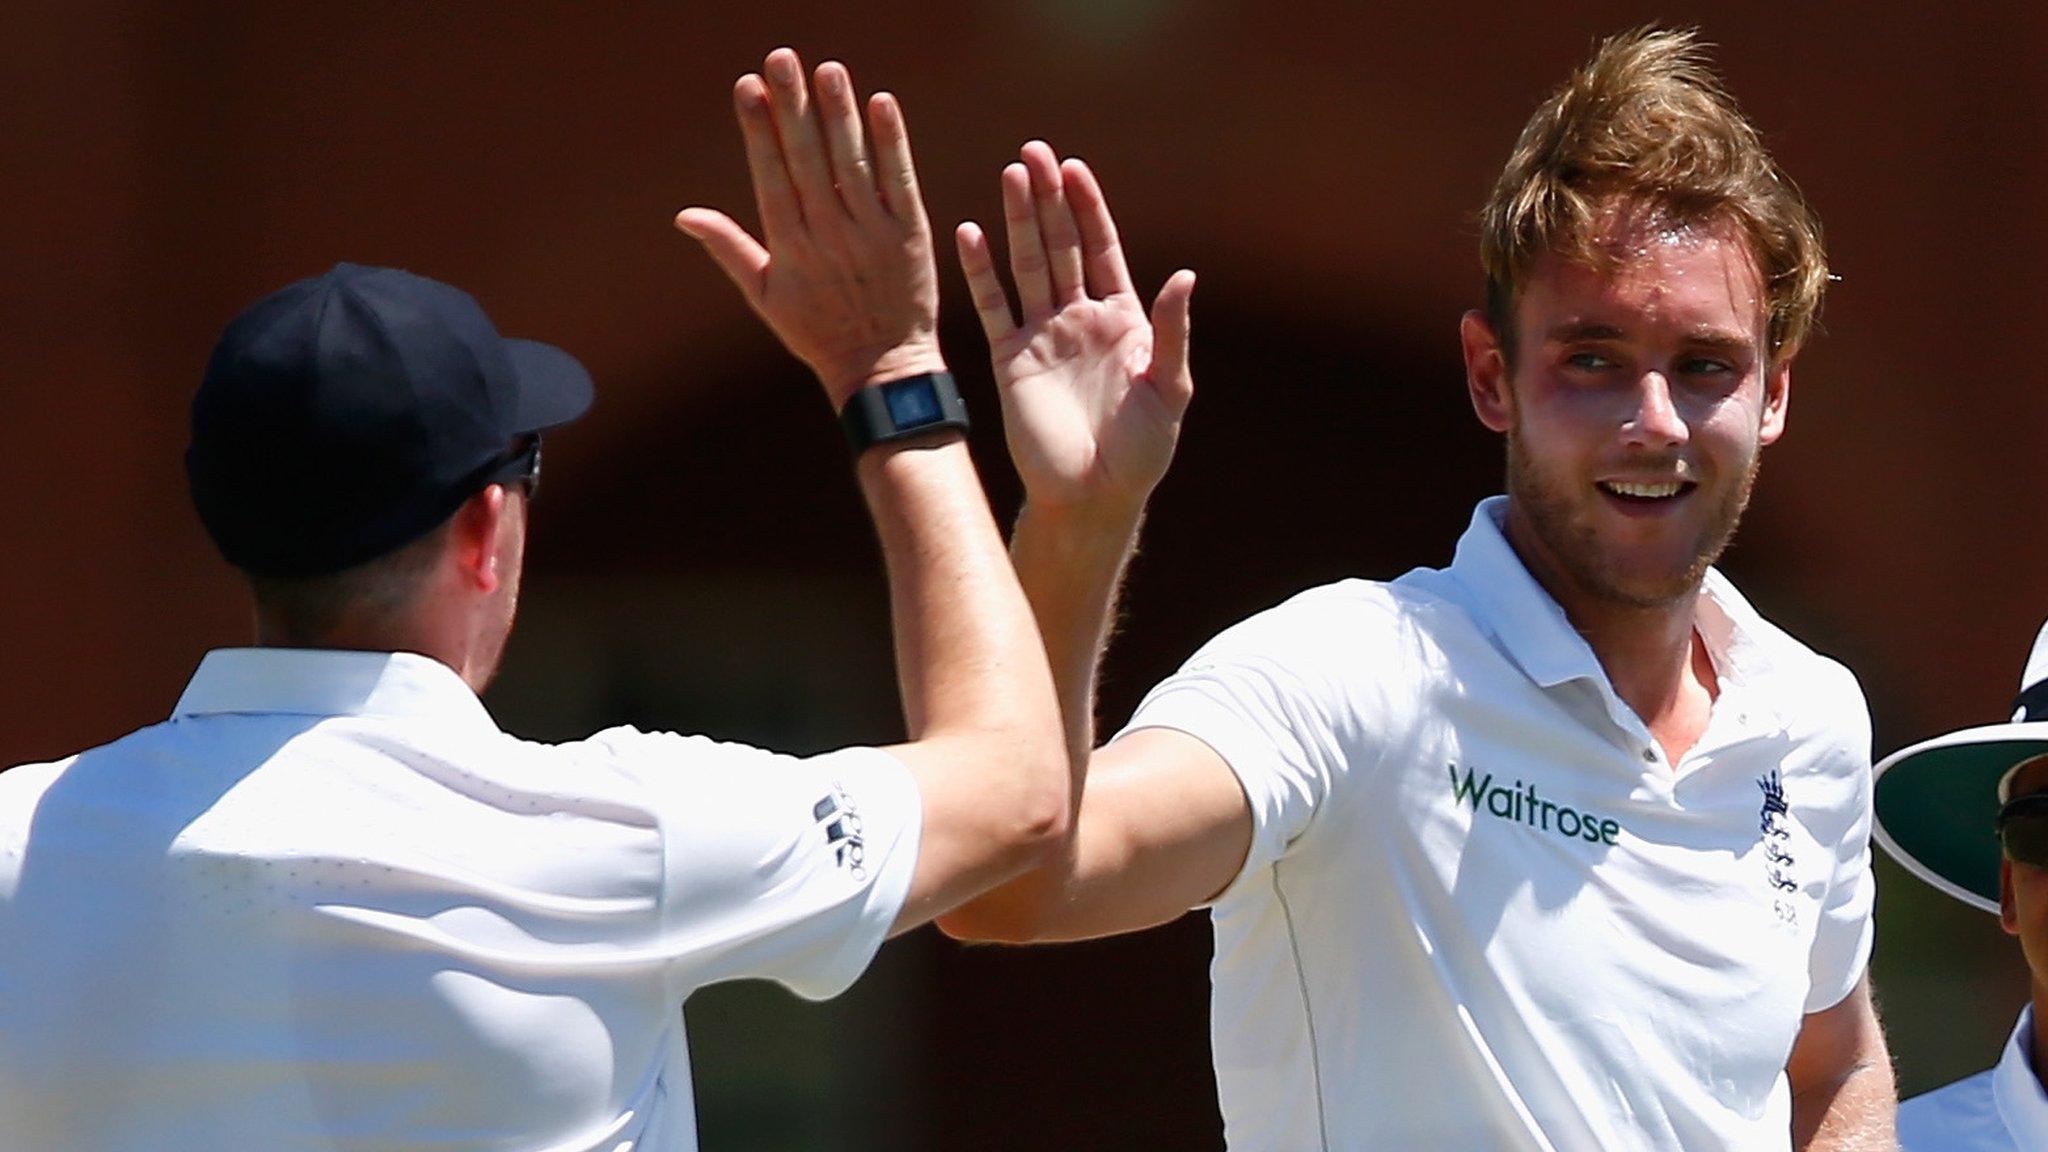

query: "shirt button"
xmin=1642 ymin=748 xmax=1658 ymax=762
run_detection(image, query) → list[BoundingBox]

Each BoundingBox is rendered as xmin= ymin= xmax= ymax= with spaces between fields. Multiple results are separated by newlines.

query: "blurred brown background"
xmin=4 ymin=2 xmax=2044 ymax=1147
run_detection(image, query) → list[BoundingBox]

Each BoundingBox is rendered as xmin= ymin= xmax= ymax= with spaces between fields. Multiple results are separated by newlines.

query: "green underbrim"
xmin=1873 ymin=730 xmax=2048 ymax=914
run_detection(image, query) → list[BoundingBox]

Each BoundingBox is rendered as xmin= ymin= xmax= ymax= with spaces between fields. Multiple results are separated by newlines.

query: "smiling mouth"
xmin=1597 ymin=479 xmax=1696 ymax=502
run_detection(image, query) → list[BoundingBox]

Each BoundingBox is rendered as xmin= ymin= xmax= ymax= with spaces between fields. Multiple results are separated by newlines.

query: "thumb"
xmin=1146 ymin=269 xmax=1196 ymax=412
xmin=674 ymin=208 xmax=770 ymax=308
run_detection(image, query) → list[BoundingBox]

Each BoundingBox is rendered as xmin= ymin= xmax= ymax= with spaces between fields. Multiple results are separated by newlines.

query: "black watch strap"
xmin=839 ymin=371 xmax=970 ymax=453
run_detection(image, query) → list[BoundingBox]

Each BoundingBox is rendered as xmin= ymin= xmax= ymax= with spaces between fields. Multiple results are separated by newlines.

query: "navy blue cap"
xmin=187 ymin=263 xmax=593 ymax=576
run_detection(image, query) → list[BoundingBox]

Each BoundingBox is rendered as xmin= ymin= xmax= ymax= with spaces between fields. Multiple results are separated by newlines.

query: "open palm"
xmin=959 ymin=145 xmax=1194 ymax=515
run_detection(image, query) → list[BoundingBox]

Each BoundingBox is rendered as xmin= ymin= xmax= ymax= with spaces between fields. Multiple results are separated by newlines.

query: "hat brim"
xmin=506 ymin=339 xmax=594 ymax=432
xmin=1872 ymin=722 xmax=2048 ymax=915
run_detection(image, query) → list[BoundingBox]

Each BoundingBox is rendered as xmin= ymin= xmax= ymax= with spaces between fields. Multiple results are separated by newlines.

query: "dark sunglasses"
xmin=483 ymin=435 xmax=542 ymax=500
xmin=1996 ymin=793 xmax=2048 ymax=867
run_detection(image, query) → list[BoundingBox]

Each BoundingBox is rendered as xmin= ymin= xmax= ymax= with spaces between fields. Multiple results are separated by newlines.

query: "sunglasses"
xmin=1997 ymin=793 xmax=2048 ymax=868
xmin=483 ymin=435 xmax=542 ymax=500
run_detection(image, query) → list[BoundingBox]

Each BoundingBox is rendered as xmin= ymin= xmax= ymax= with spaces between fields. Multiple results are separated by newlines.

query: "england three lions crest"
xmin=1757 ymin=769 xmax=1799 ymax=929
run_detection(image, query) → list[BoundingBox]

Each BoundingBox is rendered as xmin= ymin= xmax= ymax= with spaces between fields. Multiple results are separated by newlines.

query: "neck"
xmin=1501 ymin=517 xmax=1716 ymax=762
xmin=253 ymin=615 xmax=490 ymax=692
xmin=2032 ymin=985 xmax=2048 ymax=1091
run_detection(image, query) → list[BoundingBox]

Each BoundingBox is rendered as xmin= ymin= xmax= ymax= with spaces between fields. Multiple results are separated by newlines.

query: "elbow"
xmin=971 ymin=721 xmax=1072 ymax=865
xmin=934 ymin=891 xmax=1060 ymax=944
xmin=1012 ymin=739 xmax=1075 ymax=864
xmin=935 ymin=745 xmax=1073 ymax=946
xmin=1017 ymin=752 xmax=1074 ymax=857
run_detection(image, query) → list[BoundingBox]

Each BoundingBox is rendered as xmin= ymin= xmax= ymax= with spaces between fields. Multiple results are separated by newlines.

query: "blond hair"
xmin=1479 ymin=27 xmax=1826 ymax=363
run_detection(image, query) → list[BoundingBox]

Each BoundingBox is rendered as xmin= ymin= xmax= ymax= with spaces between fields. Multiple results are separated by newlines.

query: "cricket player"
xmin=937 ymin=28 xmax=1897 ymax=1149
xmin=0 ymin=52 xmax=1066 ymax=1151
xmin=1877 ymin=619 xmax=2048 ymax=1151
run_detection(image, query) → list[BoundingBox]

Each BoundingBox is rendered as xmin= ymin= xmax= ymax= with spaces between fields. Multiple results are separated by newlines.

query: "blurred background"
xmin=5 ymin=1 xmax=2045 ymax=1147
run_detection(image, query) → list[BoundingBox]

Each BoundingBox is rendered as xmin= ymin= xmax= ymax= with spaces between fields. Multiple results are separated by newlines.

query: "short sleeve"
xmin=1117 ymin=586 xmax=1385 ymax=901
xmin=588 ymin=729 xmax=922 ymax=1002
xmin=1803 ymin=687 xmax=1877 ymax=1014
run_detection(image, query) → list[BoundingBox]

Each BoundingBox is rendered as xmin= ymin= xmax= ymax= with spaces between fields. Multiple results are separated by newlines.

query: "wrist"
xmin=840 ymin=370 xmax=970 ymax=455
xmin=1013 ymin=497 xmax=1147 ymax=559
xmin=817 ymin=341 xmax=948 ymax=411
xmin=1017 ymin=490 xmax=1150 ymax=535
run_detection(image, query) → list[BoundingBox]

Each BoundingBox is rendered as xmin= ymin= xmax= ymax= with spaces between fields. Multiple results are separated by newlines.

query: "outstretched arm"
xmin=934 ymin=144 xmax=1252 ymax=943
xmin=675 ymin=50 xmax=1067 ymax=937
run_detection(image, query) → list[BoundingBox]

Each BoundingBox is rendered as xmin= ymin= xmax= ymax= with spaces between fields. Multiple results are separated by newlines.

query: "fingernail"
xmin=820 ymin=67 xmax=843 ymax=95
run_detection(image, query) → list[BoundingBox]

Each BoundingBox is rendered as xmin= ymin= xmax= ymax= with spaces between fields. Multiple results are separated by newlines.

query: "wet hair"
xmin=1478 ymin=27 xmax=1827 ymax=365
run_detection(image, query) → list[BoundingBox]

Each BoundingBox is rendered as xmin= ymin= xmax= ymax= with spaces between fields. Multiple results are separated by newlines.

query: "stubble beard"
xmin=1503 ymin=426 xmax=1760 ymax=611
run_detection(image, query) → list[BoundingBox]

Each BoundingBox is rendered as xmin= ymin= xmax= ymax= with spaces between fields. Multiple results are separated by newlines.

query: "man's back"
xmin=0 ymin=649 xmax=920 ymax=1152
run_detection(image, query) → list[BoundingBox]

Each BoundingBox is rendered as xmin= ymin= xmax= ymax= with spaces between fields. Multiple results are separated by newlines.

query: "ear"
xmin=448 ymin=485 xmax=509 ymax=595
xmin=1758 ymin=358 xmax=1791 ymax=446
xmin=2002 ymin=857 xmax=2021 ymax=936
xmin=1461 ymin=310 xmax=1513 ymax=434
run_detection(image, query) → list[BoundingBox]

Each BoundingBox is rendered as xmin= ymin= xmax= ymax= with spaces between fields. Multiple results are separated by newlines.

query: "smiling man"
xmin=934 ymin=27 xmax=1896 ymax=1149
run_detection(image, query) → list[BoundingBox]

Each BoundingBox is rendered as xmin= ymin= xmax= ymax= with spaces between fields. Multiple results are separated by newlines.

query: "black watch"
xmin=839 ymin=371 xmax=970 ymax=454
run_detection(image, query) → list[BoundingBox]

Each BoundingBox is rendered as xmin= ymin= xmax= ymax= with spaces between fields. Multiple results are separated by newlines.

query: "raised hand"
xmin=675 ymin=48 xmax=945 ymax=409
xmin=957 ymin=142 xmax=1194 ymax=516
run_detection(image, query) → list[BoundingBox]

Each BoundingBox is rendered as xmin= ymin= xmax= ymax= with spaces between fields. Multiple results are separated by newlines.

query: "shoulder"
xmin=1191 ymin=577 xmax=1459 ymax=671
xmin=1709 ymin=570 xmax=1870 ymax=736
xmin=560 ymin=727 xmax=908 ymax=808
xmin=0 ymin=720 xmax=178 ymax=813
xmin=1900 ymin=1068 xmax=2007 ymax=1151
xmin=0 ymin=755 xmax=76 ymax=838
xmin=1144 ymin=577 xmax=1469 ymax=748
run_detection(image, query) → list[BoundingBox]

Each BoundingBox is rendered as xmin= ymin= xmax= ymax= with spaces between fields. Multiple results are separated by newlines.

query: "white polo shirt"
xmin=0 ymin=648 xmax=920 ymax=1152
xmin=1899 ymin=1008 xmax=2048 ymax=1152
xmin=1122 ymin=497 xmax=1875 ymax=1151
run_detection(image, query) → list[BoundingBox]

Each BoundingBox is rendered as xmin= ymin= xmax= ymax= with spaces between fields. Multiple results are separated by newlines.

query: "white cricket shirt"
xmin=1899 ymin=1007 xmax=2048 ymax=1152
xmin=0 ymin=648 xmax=920 ymax=1152
xmin=1122 ymin=497 xmax=1875 ymax=1151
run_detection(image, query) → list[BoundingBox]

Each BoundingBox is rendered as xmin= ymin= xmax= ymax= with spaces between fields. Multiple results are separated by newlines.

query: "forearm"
xmin=859 ymin=427 xmax=1076 ymax=932
xmin=931 ymin=498 xmax=1146 ymax=941
xmin=1790 ymin=1056 xmax=1896 ymax=1151
xmin=1009 ymin=498 xmax=1146 ymax=775
xmin=1787 ymin=978 xmax=1897 ymax=1152
xmin=858 ymin=433 xmax=1062 ymax=768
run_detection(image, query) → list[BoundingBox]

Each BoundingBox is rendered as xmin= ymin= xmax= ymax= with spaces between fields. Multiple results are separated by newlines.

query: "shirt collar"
xmin=171 ymin=648 xmax=499 ymax=734
xmin=1442 ymin=497 xmax=1602 ymax=690
xmin=1440 ymin=497 xmax=1781 ymax=717
xmin=1994 ymin=1004 xmax=2048 ymax=1144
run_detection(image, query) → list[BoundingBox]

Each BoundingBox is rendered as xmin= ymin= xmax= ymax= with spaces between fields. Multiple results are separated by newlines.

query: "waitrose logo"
xmin=1448 ymin=764 xmax=1621 ymax=847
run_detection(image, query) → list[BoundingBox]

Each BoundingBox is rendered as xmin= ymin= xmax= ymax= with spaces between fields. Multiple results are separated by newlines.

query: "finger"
xmin=733 ymin=74 xmax=802 ymax=241
xmin=1021 ymin=141 xmax=1084 ymax=305
xmin=1002 ymin=162 xmax=1054 ymax=320
xmin=1061 ymin=158 xmax=1136 ymax=298
xmin=674 ymin=208 xmax=772 ymax=309
xmin=866 ymin=92 xmax=927 ymax=225
xmin=761 ymin=47 xmax=843 ymax=223
xmin=1147 ymin=269 xmax=1197 ymax=412
xmin=813 ymin=60 xmax=880 ymax=218
xmin=954 ymin=221 xmax=1018 ymax=345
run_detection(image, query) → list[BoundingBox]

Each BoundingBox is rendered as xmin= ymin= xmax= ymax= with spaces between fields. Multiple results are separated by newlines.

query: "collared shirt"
xmin=0 ymin=648 xmax=920 ymax=1152
xmin=1121 ymin=497 xmax=1875 ymax=1151
xmin=1900 ymin=1007 xmax=2048 ymax=1152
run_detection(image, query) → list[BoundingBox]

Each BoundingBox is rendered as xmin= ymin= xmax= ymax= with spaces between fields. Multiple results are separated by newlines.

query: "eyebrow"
xmin=1543 ymin=321 xmax=1626 ymax=343
xmin=1543 ymin=321 xmax=1757 ymax=355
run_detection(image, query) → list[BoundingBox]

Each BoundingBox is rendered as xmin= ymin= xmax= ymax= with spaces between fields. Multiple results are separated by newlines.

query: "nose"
xmin=1623 ymin=371 xmax=1687 ymax=449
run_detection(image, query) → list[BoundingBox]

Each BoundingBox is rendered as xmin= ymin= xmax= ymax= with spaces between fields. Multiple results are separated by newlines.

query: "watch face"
xmin=883 ymin=377 xmax=943 ymax=428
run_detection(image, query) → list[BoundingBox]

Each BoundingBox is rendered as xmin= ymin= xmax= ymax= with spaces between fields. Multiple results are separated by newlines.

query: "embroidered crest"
xmin=1757 ymin=769 xmax=1799 ymax=927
